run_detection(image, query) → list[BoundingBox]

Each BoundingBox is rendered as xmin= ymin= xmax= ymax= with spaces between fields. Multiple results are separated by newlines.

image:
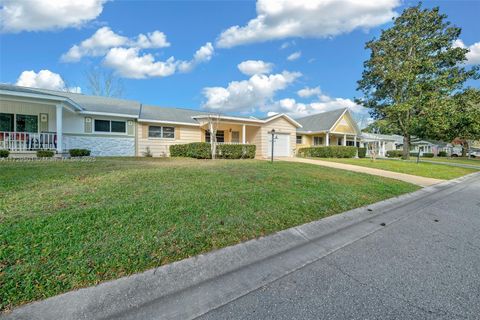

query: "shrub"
xmin=357 ymin=147 xmax=366 ymax=158
xmin=169 ymin=143 xmax=256 ymax=159
xmin=69 ymin=149 xmax=91 ymax=157
xmin=386 ymin=150 xmax=403 ymax=158
xmin=298 ymin=146 xmax=357 ymax=158
xmin=409 ymin=152 xmax=419 ymax=157
xmin=37 ymin=150 xmax=54 ymax=158
xmin=0 ymin=149 xmax=9 ymax=158
xmin=143 ymin=147 xmax=153 ymax=157
xmin=438 ymin=151 xmax=447 ymax=157
xmin=422 ymin=152 xmax=434 ymax=158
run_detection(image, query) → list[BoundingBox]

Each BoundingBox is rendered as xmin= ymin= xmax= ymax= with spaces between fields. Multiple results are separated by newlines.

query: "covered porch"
xmin=196 ymin=116 xmax=261 ymax=145
xmin=297 ymin=131 xmax=359 ymax=148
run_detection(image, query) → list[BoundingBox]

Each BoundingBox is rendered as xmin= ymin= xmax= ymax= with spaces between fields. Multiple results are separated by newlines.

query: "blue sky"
xmin=0 ymin=0 xmax=479 ymax=121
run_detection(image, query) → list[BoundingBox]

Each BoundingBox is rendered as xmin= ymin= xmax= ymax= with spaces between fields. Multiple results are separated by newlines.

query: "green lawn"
xmin=0 ymin=158 xmax=419 ymax=310
xmin=419 ymin=157 xmax=480 ymax=166
xmin=319 ymin=158 xmax=478 ymax=179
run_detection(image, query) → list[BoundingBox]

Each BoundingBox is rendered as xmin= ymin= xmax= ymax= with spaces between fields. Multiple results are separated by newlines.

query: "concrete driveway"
xmin=280 ymin=157 xmax=445 ymax=187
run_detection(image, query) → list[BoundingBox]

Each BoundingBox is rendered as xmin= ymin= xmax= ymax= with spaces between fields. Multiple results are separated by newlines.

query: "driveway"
xmin=281 ymin=157 xmax=444 ymax=187
xmin=199 ymin=173 xmax=480 ymax=320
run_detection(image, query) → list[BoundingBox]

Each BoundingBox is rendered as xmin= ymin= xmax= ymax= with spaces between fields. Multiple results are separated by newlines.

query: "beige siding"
xmin=257 ymin=117 xmax=297 ymax=157
xmin=331 ymin=114 xmax=356 ymax=134
xmin=137 ymin=122 xmax=201 ymax=156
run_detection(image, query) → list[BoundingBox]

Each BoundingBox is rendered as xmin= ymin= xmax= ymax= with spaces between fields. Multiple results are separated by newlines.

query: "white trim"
xmin=138 ymin=118 xmax=199 ymax=126
xmin=80 ymin=111 xmax=138 ymax=119
xmin=263 ymin=113 xmax=303 ymax=128
xmin=93 ymin=119 xmax=128 ymax=135
xmin=0 ymin=89 xmax=83 ymax=111
xmin=328 ymin=109 xmax=361 ymax=135
xmin=192 ymin=113 xmax=303 ymax=128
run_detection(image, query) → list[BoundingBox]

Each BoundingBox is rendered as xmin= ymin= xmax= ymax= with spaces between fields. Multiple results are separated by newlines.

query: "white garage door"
xmin=267 ymin=133 xmax=291 ymax=157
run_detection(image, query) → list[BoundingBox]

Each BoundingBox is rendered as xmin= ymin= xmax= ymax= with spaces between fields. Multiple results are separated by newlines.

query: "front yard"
xmin=319 ymin=158 xmax=478 ymax=180
xmin=0 ymin=158 xmax=418 ymax=310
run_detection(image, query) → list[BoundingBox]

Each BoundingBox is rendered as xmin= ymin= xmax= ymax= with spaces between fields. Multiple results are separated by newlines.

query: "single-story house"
xmin=360 ymin=133 xmax=403 ymax=157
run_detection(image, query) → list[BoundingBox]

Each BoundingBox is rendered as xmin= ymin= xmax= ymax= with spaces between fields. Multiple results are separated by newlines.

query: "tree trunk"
xmin=461 ymin=140 xmax=469 ymax=157
xmin=402 ymin=134 xmax=410 ymax=160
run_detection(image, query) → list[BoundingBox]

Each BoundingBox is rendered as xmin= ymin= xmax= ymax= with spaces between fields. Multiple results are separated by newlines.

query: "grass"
xmin=318 ymin=158 xmax=478 ymax=180
xmin=0 ymin=158 xmax=419 ymax=310
xmin=418 ymin=157 xmax=480 ymax=166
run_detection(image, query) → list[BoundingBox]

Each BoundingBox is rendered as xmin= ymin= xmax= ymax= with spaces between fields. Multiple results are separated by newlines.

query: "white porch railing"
xmin=0 ymin=132 xmax=57 ymax=151
xmin=216 ymin=142 xmax=249 ymax=145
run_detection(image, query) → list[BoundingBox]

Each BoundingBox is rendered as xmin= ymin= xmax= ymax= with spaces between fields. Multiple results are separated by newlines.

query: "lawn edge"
xmin=4 ymin=172 xmax=479 ymax=320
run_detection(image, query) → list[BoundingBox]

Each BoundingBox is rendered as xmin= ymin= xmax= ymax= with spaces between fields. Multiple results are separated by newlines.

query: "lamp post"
xmin=269 ymin=129 xmax=277 ymax=163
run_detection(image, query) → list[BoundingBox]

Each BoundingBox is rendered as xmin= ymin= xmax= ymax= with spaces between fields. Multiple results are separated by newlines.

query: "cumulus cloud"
xmin=216 ymin=0 xmax=399 ymax=48
xmin=61 ymin=27 xmax=170 ymax=62
xmin=0 ymin=0 xmax=107 ymax=33
xmin=237 ymin=60 xmax=274 ymax=76
xmin=297 ymin=86 xmax=321 ymax=98
xmin=102 ymin=42 xmax=213 ymax=78
xmin=264 ymin=95 xmax=366 ymax=118
xmin=15 ymin=69 xmax=81 ymax=92
xmin=453 ymin=39 xmax=480 ymax=65
xmin=178 ymin=42 xmax=214 ymax=72
xmin=202 ymin=71 xmax=301 ymax=112
xmin=287 ymin=51 xmax=302 ymax=61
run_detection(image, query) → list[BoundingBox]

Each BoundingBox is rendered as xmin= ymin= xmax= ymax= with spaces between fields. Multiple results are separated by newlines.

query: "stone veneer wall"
xmin=64 ymin=135 xmax=135 ymax=156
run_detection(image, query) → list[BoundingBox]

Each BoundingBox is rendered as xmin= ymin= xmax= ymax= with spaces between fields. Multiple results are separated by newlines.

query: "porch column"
xmin=56 ymin=104 xmax=63 ymax=153
xmin=381 ymin=141 xmax=385 ymax=157
xmin=343 ymin=134 xmax=347 ymax=146
xmin=326 ymin=132 xmax=330 ymax=146
xmin=354 ymin=135 xmax=358 ymax=158
xmin=242 ymin=124 xmax=246 ymax=144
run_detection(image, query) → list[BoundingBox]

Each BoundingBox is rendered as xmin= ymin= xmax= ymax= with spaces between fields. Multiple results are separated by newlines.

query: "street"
xmin=199 ymin=174 xmax=480 ymax=320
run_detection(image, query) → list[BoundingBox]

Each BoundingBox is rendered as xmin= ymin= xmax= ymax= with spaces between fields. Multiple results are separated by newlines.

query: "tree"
xmin=357 ymin=4 xmax=478 ymax=159
xmin=205 ymin=114 xmax=221 ymax=159
xmin=415 ymin=88 xmax=480 ymax=156
xmin=85 ymin=68 xmax=124 ymax=97
xmin=362 ymin=119 xmax=400 ymax=135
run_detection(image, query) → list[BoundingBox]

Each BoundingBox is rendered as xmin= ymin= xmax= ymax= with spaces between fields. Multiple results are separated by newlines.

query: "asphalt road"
xmin=199 ymin=174 xmax=480 ymax=320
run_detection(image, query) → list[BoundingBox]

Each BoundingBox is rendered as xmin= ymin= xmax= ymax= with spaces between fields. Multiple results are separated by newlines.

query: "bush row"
xmin=69 ymin=149 xmax=91 ymax=157
xmin=298 ymin=146 xmax=357 ymax=158
xmin=422 ymin=152 xmax=434 ymax=158
xmin=386 ymin=150 xmax=403 ymax=158
xmin=358 ymin=147 xmax=367 ymax=158
xmin=170 ymin=142 xmax=256 ymax=159
xmin=438 ymin=151 xmax=447 ymax=157
xmin=36 ymin=150 xmax=55 ymax=158
xmin=0 ymin=149 xmax=9 ymax=158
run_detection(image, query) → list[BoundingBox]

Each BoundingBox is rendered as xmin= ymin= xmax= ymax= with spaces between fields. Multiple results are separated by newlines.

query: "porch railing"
xmin=0 ymin=132 xmax=57 ymax=151
xmin=216 ymin=142 xmax=249 ymax=145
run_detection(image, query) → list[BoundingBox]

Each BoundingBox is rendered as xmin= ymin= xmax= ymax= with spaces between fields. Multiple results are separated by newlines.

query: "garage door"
xmin=267 ymin=133 xmax=290 ymax=157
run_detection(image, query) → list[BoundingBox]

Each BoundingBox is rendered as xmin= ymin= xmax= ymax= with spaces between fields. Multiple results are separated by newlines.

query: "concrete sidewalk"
xmin=281 ymin=157 xmax=445 ymax=187
xmin=4 ymin=172 xmax=477 ymax=320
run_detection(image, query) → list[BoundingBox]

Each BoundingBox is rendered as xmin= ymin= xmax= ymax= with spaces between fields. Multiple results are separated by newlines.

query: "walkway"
xmin=280 ymin=157 xmax=445 ymax=187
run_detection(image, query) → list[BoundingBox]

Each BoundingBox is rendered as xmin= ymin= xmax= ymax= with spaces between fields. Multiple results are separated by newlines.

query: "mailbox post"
xmin=269 ymin=129 xmax=277 ymax=163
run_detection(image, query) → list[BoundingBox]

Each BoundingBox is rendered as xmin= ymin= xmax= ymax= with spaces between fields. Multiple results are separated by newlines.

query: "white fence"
xmin=0 ymin=132 xmax=57 ymax=151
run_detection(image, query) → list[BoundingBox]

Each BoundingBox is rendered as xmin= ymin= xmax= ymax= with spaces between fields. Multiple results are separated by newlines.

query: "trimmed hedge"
xmin=358 ymin=147 xmax=366 ymax=158
xmin=37 ymin=150 xmax=54 ymax=158
xmin=422 ymin=152 xmax=434 ymax=158
xmin=438 ymin=151 xmax=447 ymax=157
xmin=386 ymin=150 xmax=403 ymax=158
xmin=169 ymin=142 xmax=256 ymax=159
xmin=0 ymin=149 xmax=9 ymax=158
xmin=298 ymin=146 xmax=357 ymax=158
xmin=69 ymin=149 xmax=91 ymax=157
xmin=410 ymin=152 xmax=419 ymax=157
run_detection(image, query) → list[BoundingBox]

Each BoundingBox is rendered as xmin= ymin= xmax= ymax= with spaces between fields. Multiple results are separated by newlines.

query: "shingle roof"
xmin=139 ymin=105 xmax=214 ymax=124
xmin=0 ymin=84 xmax=141 ymax=116
xmin=296 ymin=108 xmax=347 ymax=132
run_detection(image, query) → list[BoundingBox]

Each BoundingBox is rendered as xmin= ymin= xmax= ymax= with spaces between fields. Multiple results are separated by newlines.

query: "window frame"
xmin=205 ymin=130 xmax=225 ymax=143
xmin=148 ymin=125 xmax=175 ymax=139
xmin=0 ymin=113 xmax=14 ymax=132
xmin=93 ymin=119 xmax=127 ymax=134
xmin=231 ymin=131 xmax=240 ymax=143
xmin=313 ymin=136 xmax=323 ymax=146
xmin=296 ymin=135 xmax=302 ymax=144
xmin=16 ymin=114 xmax=38 ymax=133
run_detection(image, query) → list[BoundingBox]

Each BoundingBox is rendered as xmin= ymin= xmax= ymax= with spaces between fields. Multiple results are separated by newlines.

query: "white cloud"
xmin=264 ymin=95 xmax=366 ymax=118
xmin=61 ymin=27 xmax=170 ymax=62
xmin=178 ymin=42 xmax=214 ymax=72
xmin=15 ymin=69 xmax=81 ymax=93
xmin=287 ymin=51 xmax=302 ymax=61
xmin=103 ymin=47 xmax=177 ymax=79
xmin=237 ymin=60 xmax=274 ymax=76
xmin=216 ymin=0 xmax=399 ymax=48
xmin=297 ymin=86 xmax=321 ymax=98
xmin=453 ymin=39 xmax=480 ymax=65
xmin=202 ymin=71 xmax=301 ymax=112
xmin=1 ymin=0 xmax=107 ymax=33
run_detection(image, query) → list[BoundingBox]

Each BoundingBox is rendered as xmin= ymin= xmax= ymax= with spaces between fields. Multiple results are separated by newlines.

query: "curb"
xmin=4 ymin=172 xmax=479 ymax=320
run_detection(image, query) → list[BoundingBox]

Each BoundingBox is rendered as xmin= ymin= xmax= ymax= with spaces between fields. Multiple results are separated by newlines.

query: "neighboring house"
xmin=360 ymin=133 xmax=403 ymax=157
xmin=295 ymin=108 xmax=362 ymax=150
xmin=0 ymin=84 xmax=138 ymax=156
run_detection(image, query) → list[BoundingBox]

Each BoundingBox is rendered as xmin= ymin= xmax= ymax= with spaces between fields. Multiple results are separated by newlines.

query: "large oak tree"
xmin=357 ymin=4 xmax=478 ymax=158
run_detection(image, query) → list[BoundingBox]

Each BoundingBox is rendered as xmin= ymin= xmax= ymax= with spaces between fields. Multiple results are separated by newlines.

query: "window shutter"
xmin=84 ymin=117 xmax=92 ymax=133
xmin=39 ymin=113 xmax=48 ymax=132
xmin=175 ymin=127 xmax=180 ymax=140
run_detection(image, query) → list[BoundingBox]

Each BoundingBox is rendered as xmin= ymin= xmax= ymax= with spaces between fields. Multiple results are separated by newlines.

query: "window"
xmin=16 ymin=114 xmax=38 ymax=133
xmin=0 ymin=113 xmax=14 ymax=132
xmin=296 ymin=135 xmax=302 ymax=144
xmin=347 ymin=140 xmax=355 ymax=146
xmin=111 ymin=121 xmax=126 ymax=133
xmin=231 ymin=131 xmax=240 ymax=143
xmin=313 ymin=136 xmax=323 ymax=146
xmin=94 ymin=120 xmax=126 ymax=133
xmin=148 ymin=126 xmax=175 ymax=139
xmin=205 ymin=130 xmax=224 ymax=143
